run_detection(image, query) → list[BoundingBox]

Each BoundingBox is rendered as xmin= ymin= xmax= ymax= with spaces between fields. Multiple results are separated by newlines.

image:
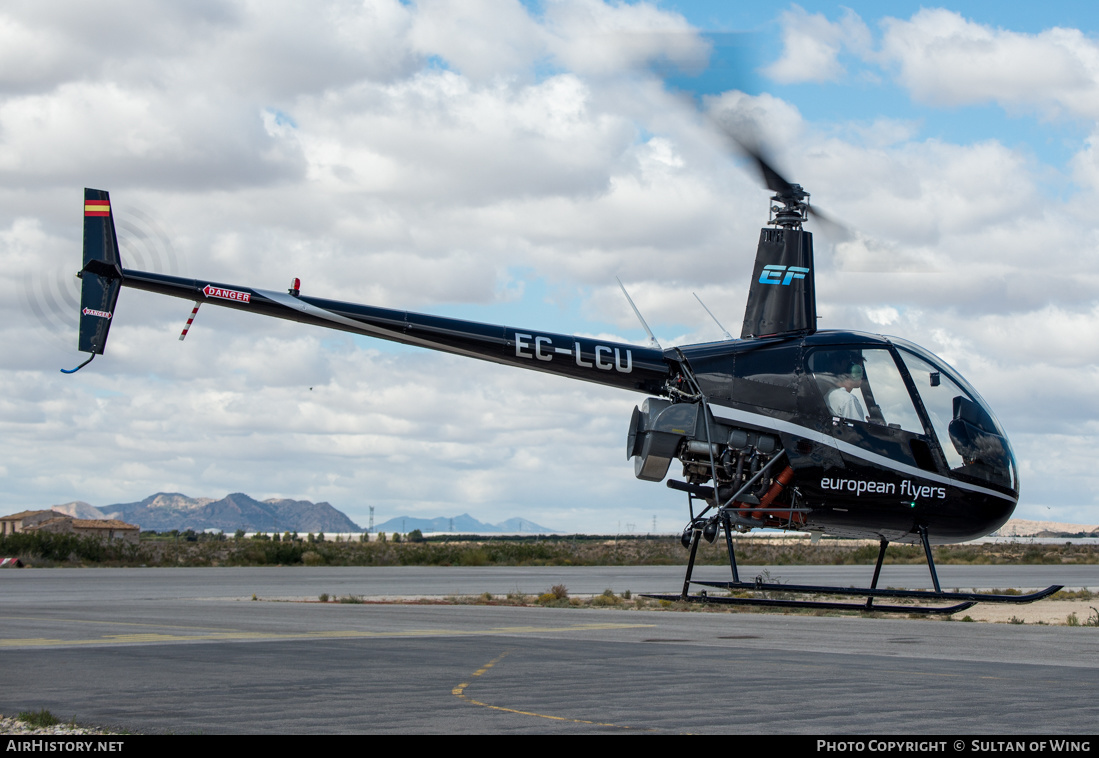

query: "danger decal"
xmin=202 ymin=285 xmax=251 ymax=303
xmin=82 ymin=307 xmax=112 ymax=319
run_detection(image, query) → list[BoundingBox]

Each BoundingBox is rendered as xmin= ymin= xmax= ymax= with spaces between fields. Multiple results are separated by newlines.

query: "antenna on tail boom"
xmin=616 ymin=277 xmax=661 ymax=349
xmin=693 ymin=293 xmax=733 ymax=341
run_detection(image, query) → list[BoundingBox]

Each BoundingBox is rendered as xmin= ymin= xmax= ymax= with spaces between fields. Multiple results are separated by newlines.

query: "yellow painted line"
xmin=453 ymin=651 xmax=657 ymax=732
xmin=101 ymin=633 xmax=198 ymax=643
xmin=4 ymin=616 xmax=232 ymax=632
xmin=0 ymin=622 xmax=653 ymax=649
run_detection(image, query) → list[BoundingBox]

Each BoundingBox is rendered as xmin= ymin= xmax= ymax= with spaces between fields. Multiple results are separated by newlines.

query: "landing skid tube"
xmin=641 ymin=592 xmax=978 ymax=616
xmin=646 ymin=517 xmax=1063 ymax=616
xmin=687 ymin=580 xmax=1063 ymax=606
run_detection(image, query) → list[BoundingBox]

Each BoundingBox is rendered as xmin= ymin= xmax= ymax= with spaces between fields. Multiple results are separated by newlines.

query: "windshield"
xmin=894 ymin=345 xmax=1016 ymax=491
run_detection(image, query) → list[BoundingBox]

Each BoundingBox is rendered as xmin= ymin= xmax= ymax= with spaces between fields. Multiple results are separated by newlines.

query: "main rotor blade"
xmin=805 ymin=204 xmax=850 ymax=241
xmin=710 ymin=117 xmax=799 ymax=197
xmin=711 ymin=109 xmax=862 ymax=246
xmin=748 ymin=145 xmax=798 ymax=198
xmin=715 ymin=119 xmax=855 ymax=238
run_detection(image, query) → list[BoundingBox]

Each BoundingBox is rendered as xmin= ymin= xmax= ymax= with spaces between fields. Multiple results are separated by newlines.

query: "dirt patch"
xmin=960 ymin=599 xmax=1099 ymax=625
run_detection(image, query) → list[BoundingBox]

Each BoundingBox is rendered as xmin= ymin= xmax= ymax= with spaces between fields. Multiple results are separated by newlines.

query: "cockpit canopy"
xmin=684 ymin=331 xmax=1017 ymax=492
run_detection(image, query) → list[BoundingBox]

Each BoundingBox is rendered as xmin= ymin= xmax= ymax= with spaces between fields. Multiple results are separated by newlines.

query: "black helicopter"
xmin=68 ymin=150 xmax=1059 ymax=614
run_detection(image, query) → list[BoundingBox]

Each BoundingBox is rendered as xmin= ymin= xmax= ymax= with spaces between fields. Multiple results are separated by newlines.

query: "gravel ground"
xmin=0 ymin=714 xmax=118 ymax=735
xmin=961 ymin=597 xmax=1099 ymax=624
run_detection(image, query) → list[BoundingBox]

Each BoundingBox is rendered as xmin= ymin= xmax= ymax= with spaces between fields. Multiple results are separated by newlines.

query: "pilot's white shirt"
xmin=827 ymin=387 xmax=866 ymax=422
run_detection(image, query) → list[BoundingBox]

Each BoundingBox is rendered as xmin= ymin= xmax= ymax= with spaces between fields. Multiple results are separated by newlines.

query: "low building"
xmin=1 ymin=510 xmax=140 ymax=544
xmin=0 ymin=510 xmax=61 ymax=535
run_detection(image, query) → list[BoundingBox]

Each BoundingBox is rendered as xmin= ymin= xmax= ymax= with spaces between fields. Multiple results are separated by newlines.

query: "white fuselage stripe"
xmin=707 ymin=403 xmax=1015 ymax=502
xmin=257 ymin=288 xmax=496 ymax=355
xmin=254 ymin=290 xmax=615 ymax=382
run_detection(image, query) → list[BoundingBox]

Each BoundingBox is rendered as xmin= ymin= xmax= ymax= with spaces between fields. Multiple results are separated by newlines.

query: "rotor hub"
xmin=768 ymin=184 xmax=809 ymax=229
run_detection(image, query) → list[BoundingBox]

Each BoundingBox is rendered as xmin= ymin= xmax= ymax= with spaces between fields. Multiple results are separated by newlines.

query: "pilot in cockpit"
xmin=826 ymin=363 xmax=868 ymax=422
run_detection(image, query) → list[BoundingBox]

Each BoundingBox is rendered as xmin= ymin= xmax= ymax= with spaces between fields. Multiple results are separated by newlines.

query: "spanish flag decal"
xmin=85 ymin=200 xmax=110 ymax=217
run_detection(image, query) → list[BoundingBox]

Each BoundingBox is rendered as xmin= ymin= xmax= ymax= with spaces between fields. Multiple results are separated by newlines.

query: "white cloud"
xmin=767 ymin=7 xmax=1099 ymax=123
xmin=409 ymin=0 xmax=545 ymax=81
xmin=0 ymin=82 xmax=307 ymax=191
xmin=880 ymin=8 xmax=1099 ymax=120
xmin=544 ymin=0 xmax=706 ymax=77
xmin=704 ymin=89 xmax=806 ymax=150
xmin=763 ymin=5 xmax=872 ymax=84
xmin=1067 ymin=125 xmax=1099 ymax=190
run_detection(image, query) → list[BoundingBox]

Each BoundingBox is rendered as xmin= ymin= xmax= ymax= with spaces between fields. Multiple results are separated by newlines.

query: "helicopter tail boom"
xmin=116 ymin=269 xmax=672 ymax=395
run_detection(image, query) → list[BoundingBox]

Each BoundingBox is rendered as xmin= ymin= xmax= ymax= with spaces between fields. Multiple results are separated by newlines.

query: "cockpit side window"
xmin=731 ymin=344 xmax=800 ymax=412
xmin=808 ymin=348 xmax=923 ymax=433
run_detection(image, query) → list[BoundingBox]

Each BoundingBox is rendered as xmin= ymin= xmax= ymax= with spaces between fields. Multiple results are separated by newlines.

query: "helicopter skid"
xmin=641 ymin=591 xmax=977 ymax=616
xmin=667 ymin=518 xmax=1063 ymax=616
xmin=648 ymin=573 xmax=1065 ymax=615
xmin=641 ymin=581 xmax=1061 ymax=615
xmin=689 ymin=580 xmax=1063 ymax=605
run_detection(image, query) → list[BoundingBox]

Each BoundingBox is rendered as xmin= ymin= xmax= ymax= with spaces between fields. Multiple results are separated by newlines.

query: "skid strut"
xmin=648 ymin=512 xmax=1062 ymax=616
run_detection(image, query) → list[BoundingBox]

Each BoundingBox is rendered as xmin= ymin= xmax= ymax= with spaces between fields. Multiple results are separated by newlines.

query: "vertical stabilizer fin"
xmin=76 ymin=188 xmax=124 ymax=356
xmin=740 ymin=228 xmax=816 ymax=339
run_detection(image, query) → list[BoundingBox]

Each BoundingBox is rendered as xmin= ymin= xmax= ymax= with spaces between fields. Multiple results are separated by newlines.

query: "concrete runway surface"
xmin=1 ymin=566 xmax=1097 ymax=734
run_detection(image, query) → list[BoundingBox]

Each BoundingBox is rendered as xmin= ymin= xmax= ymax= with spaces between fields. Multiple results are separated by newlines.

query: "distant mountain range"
xmin=375 ymin=513 xmax=557 ymax=534
xmin=50 ymin=492 xmax=362 ymax=533
xmin=14 ymin=497 xmax=1093 ymax=538
xmin=41 ymin=494 xmax=558 ymax=535
xmin=994 ymin=519 xmax=1099 ymax=537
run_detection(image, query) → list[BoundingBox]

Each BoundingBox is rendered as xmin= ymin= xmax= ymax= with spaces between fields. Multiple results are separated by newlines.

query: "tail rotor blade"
xmin=22 ymin=267 xmax=81 ymax=350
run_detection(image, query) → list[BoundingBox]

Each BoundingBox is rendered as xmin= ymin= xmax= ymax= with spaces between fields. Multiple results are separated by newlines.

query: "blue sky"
xmin=666 ymin=1 xmax=1097 ymax=166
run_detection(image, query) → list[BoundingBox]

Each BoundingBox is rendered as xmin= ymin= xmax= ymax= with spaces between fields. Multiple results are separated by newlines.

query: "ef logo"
xmin=759 ymin=264 xmax=810 ymax=286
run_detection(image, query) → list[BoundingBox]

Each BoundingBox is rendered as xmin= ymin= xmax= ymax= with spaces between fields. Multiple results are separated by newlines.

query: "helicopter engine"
xmin=627 ymin=398 xmax=795 ymax=531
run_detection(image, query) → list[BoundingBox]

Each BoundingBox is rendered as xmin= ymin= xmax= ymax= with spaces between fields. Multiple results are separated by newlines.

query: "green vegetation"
xmin=18 ymin=709 xmax=61 ymax=728
xmin=537 ymin=583 xmax=571 ymax=606
xmin=591 ymin=588 xmax=625 ymax=606
xmin=2 ymin=530 xmax=1097 ymax=569
xmin=0 ymin=530 xmax=145 ymax=565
